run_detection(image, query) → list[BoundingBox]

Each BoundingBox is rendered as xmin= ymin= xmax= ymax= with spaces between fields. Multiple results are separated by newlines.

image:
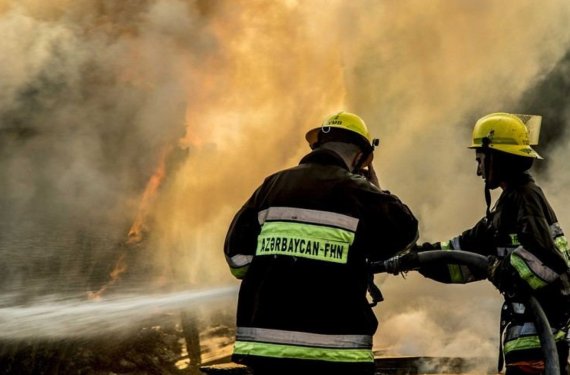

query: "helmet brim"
xmin=468 ymin=144 xmax=543 ymax=159
xmin=305 ymin=128 xmax=320 ymax=149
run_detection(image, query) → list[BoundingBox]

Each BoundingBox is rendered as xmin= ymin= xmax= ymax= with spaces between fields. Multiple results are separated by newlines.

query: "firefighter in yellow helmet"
xmin=305 ymin=111 xmax=380 ymax=171
xmin=413 ymin=113 xmax=570 ymax=375
xmin=224 ymin=111 xmax=418 ymax=375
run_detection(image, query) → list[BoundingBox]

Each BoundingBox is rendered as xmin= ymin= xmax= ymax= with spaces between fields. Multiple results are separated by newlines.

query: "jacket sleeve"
xmin=419 ymin=217 xmax=494 ymax=284
xmin=504 ymin=191 xmax=570 ymax=290
xmin=224 ymin=184 xmax=265 ymax=279
xmin=365 ymin=191 xmax=419 ymax=262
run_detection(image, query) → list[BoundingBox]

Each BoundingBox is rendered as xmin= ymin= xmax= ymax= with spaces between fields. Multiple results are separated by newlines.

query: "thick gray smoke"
xmin=0 ymin=0 xmax=199 ymax=295
xmin=0 ymin=0 xmax=569 ymax=360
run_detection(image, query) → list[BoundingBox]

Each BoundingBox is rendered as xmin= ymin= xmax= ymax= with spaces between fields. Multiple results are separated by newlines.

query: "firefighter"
xmin=415 ymin=113 xmax=570 ymax=375
xmin=224 ymin=111 xmax=419 ymax=375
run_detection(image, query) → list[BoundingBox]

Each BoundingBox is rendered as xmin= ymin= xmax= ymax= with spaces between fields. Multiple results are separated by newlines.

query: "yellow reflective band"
xmin=509 ymin=233 xmax=520 ymax=246
xmin=234 ymin=341 xmax=374 ymax=363
xmin=230 ymin=265 xmax=249 ymax=279
xmin=256 ymin=221 xmax=354 ymax=264
xmin=441 ymin=241 xmax=464 ymax=283
xmin=554 ymin=236 xmax=570 ymax=267
xmin=510 ymin=253 xmax=548 ymax=289
xmin=504 ymin=330 xmax=567 ymax=354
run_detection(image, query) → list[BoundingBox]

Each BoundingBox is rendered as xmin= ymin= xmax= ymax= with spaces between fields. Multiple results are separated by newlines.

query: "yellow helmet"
xmin=469 ymin=112 xmax=542 ymax=159
xmin=305 ymin=111 xmax=376 ymax=150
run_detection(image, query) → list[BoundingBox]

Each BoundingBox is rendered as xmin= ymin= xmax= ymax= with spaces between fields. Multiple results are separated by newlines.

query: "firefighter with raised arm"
xmin=224 ymin=112 xmax=419 ymax=375
xmin=414 ymin=113 xmax=570 ymax=375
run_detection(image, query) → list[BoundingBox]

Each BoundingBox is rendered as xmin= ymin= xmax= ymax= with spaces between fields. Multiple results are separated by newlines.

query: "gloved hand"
xmin=487 ymin=255 xmax=529 ymax=297
xmin=383 ymin=250 xmax=420 ymax=275
xmin=413 ymin=242 xmax=441 ymax=252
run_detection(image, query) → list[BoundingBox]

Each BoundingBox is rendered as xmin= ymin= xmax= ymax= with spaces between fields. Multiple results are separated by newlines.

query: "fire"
xmin=89 ymin=146 xmax=174 ymax=300
xmin=87 ymin=254 xmax=127 ymax=300
xmin=127 ymin=146 xmax=172 ymax=245
xmin=88 ymin=110 xmax=213 ymax=301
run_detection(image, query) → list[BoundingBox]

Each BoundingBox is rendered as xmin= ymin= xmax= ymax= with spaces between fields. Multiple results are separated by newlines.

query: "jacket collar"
xmin=299 ymin=148 xmax=350 ymax=171
xmin=503 ymin=171 xmax=534 ymax=191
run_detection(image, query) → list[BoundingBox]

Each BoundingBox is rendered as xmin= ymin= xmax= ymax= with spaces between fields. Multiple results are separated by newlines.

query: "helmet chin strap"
xmin=484 ymin=181 xmax=492 ymax=220
xmin=482 ymin=137 xmax=493 ymax=220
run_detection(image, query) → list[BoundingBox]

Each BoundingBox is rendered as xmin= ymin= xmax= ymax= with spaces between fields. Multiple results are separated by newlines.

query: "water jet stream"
xmin=0 ymin=285 xmax=238 ymax=340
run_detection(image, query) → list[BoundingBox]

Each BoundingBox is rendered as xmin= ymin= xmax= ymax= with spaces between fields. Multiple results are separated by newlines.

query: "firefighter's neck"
xmin=488 ymin=173 xmax=519 ymax=191
xmin=319 ymin=142 xmax=363 ymax=172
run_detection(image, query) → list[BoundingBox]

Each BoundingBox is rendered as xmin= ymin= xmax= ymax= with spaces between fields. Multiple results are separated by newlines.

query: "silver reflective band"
xmin=506 ymin=322 xmax=537 ymax=341
xmin=505 ymin=322 xmax=564 ymax=341
xmin=237 ymin=327 xmax=372 ymax=349
xmin=550 ymin=222 xmax=564 ymax=238
xmin=513 ymin=247 xmax=559 ymax=282
xmin=512 ymin=302 xmax=526 ymax=314
xmin=227 ymin=254 xmax=254 ymax=268
xmin=258 ymin=207 xmax=359 ymax=232
xmin=451 ymin=236 xmax=461 ymax=250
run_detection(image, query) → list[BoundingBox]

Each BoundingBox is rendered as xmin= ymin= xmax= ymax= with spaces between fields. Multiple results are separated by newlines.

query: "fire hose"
xmin=369 ymin=250 xmax=561 ymax=375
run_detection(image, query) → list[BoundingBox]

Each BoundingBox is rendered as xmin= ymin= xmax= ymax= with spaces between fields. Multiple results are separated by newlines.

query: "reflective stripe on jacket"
xmin=503 ymin=321 xmax=569 ymax=354
xmin=234 ymin=327 xmax=374 ymax=363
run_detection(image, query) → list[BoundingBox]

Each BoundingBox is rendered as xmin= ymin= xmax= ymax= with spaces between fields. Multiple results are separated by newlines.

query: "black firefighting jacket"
xmin=224 ymin=148 xmax=418 ymax=366
xmin=419 ymin=172 xmax=570 ymax=365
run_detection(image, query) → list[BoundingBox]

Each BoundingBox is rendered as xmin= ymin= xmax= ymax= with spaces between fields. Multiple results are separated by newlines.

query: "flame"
xmin=88 ymin=110 xmax=211 ymax=300
xmin=127 ymin=146 xmax=172 ymax=245
xmin=88 ymin=146 xmax=174 ymax=299
xmin=87 ymin=253 xmax=127 ymax=300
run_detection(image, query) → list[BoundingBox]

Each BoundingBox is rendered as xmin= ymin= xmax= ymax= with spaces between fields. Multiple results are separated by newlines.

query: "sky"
xmin=1 ymin=0 xmax=570 ymax=362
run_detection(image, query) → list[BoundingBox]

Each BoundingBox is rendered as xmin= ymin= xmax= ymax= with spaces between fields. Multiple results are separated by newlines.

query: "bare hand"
xmin=361 ymin=163 xmax=380 ymax=188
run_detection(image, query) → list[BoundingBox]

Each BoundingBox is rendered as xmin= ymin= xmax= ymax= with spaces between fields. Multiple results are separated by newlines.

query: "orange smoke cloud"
xmin=2 ymin=0 xmax=570 ymax=358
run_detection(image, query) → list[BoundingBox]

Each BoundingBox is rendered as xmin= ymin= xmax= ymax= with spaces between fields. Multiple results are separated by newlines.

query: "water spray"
xmin=0 ymin=285 xmax=238 ymax=340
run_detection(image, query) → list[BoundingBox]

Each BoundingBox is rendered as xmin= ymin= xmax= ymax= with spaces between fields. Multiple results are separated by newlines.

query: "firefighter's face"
xmin=476 ymin=151 xmax=501 ymax=189
xmin=476 ymin=151 xmax=486 ymax=178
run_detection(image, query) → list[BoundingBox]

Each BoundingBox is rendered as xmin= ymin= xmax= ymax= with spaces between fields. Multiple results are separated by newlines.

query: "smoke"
xmin=1 ymin=0 xmax=569 ymax=358
xmin=514 ymin=51 xmax=570 ymax=227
